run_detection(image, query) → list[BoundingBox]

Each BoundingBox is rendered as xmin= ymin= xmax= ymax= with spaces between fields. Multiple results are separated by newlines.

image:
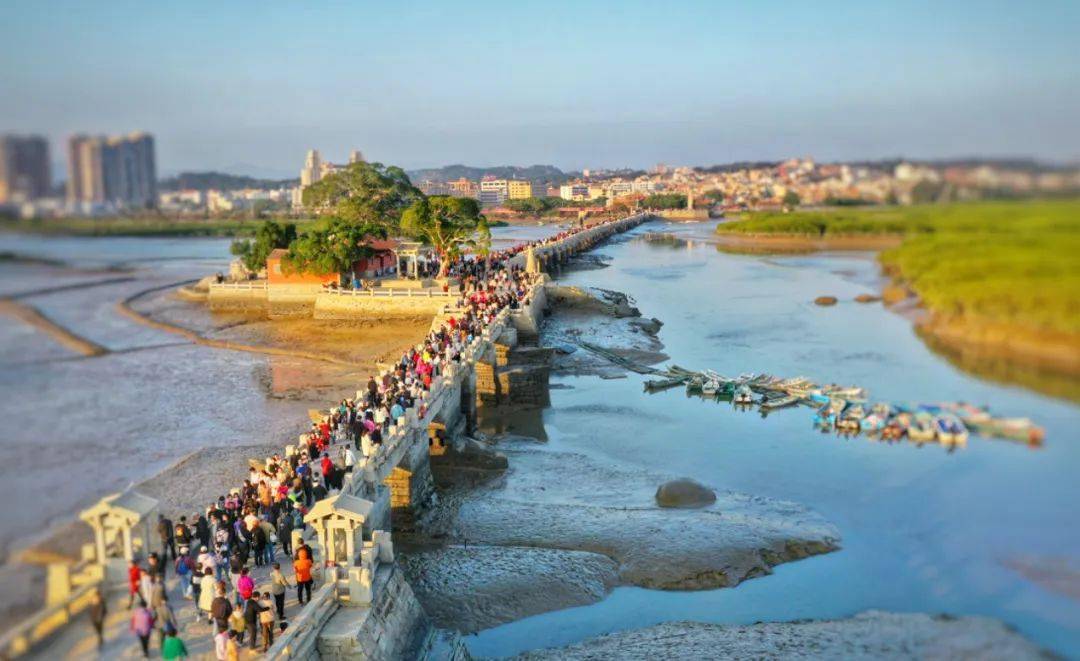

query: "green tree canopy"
xmin=301 ymin=161 xmax=421 ymax=230
xmin=782 ymin=190 xmax=801 ymax=208
xmin=641 ymin=193 xmax=688 ymax=209
xmin=229 ymin=220 xmax=297 ymax=272
xmin=400 ymin=196 xmax=485 ymax=277
xmin=703 ymin=189 xmax=725 ymax=203
xmin=284 ymin=217 xmax=387 ymax=276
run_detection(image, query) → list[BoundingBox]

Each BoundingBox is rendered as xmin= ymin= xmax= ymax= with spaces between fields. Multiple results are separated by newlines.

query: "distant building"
xmin=506 ymin=179 xmax=536 ymax=199
xmin=295 ymin=148 xmax=363 ymax=209
xmin=418 ymin=180 xmax=451 ymax=196
xmin=559 ymin=184 xmax=590 ymax=201
xmin=447 ymin=177 xmax=478 ymax=198
xmin=67 ymin=132 xmax=156 ymax=209
xmin=0 ymin=135 xmax=50 ymax=203
xmin=479 ymin=177 xmax=508 ymax=206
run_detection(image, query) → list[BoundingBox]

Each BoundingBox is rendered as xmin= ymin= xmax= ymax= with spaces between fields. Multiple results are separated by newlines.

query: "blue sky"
xmin=1 ymin=0 xmax=1077 ymax=177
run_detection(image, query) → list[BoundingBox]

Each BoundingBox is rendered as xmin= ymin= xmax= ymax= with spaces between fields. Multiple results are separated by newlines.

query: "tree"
xmin=229 ymin=220 xmax=297 ymax=273
xmin=284 ymin=217 xmax=386 ymax=276
xmin=301 ymin=161 xmax=421 ymax=230
xmin=400 ymin=196 xmax=485 ymax=277
xmin=782 ymin=191 xmax=801 ymax=208
xmin=703 ymin=189 xmax=725 ymax=203
xmin=641 ymin=193 xmax=687 ymax=209
xmin=474 ymin=217 xmax=492 ymax=266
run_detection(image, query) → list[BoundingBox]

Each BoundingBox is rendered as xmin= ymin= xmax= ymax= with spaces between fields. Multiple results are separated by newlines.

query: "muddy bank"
xmin=120 ymin=283 xmax=430 ymax=370
xmin=542 ymin=285 xmax=668 ymax=377
xmin=400 ymin=544 xmax=618 ymax=633
xmin=510 ymin=611 xmax=1053 ymax=660
xmin=403 ymin=438 xmax=839 ymax=632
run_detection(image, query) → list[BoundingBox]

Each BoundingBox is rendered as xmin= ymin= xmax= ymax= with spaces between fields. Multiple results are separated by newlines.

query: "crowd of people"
xmin=100 ymin=214 xmax=639 ymax=659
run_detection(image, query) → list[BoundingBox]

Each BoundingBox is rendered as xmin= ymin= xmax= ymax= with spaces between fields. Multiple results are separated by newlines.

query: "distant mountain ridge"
xmin=405 ymin=164 xmax=570 ymax=184
xmin=159 ymin=171 xmax=299 ymax=192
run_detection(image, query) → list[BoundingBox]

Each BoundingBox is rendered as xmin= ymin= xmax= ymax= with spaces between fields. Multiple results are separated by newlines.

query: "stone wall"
xmin=207 ymin=285 xmax=267 ymax=312
xmin=314 ymin=291 xmax=454 ymax=320
xmin=317 ymin=565 xmax=437 ymax=661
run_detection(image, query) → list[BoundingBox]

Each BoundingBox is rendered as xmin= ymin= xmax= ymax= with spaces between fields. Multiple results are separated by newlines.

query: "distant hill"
xmin=406 ymin=164 xmax=569 ymax=184
xmin=159 ymin=171 xmax=299 ymax=192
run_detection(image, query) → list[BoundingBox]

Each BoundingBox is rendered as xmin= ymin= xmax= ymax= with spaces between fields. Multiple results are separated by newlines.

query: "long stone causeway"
xmin=264 ymin=212 xmax=649 ymax=660
xmin=0 ymin=213 xmax=648 ymax=660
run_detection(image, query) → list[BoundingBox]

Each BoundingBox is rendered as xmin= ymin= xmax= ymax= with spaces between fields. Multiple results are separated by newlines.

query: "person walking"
xmin=269 ymin=562 xmax=292 ymax=620
xmin=129 ymin=598 xmax=155 ymax=658
xmin=208 ymin=578 xmax=232 ymax=630
xmin=242 ymin=590 xmax=265 ymax=651
xmin=88 ymin=588 xmax=107 ymax=649
xmin=157 ymin=514 xmax=175 ymax=562
xmin=258 ymin=592 xmax=275 ymax=652
xmin=293 ymin=552 xmax=313 ymax=605
xmin=199 ymin=572 xmax=218 ymax=625
xmin=153 ymin=594 xmax=177 ymax=650
xmin=236 ymin=566 xmax=254 ymax=606
xmin=127 ymin=560 xmax=142 ymax=609
xmin=160 ymin=627 xmax=189 ymax=660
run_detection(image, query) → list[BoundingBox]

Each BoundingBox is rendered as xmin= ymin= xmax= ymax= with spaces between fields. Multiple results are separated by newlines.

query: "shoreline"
xmin=713 ymin=232 xmax=903 ymax=254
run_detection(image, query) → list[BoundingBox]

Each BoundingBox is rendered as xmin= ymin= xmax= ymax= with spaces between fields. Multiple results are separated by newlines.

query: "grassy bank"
xmin=717 ymin=200 xmax=1080 ymax=384
xmin=0 ymin=216 xmax=319 ymax=238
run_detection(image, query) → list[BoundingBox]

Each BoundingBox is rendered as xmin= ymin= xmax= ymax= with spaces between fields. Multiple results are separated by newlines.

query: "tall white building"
xmin=295 ymin=148 xmax=363 ymax=209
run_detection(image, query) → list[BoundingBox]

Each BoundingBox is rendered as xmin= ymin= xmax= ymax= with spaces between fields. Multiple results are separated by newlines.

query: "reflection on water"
xmin=469 ymin=220 xmax=1080 ymax=658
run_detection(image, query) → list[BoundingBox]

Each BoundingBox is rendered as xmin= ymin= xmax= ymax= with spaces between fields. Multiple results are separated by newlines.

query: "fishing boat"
xmin=733 ymin=384 xmax=754 ymax=404
xmin=881 ymin=415 xmax=908 ymax=440
xmin=702 ymin=378 xmax=721 ymax=396
xmin=908 ymin=413 xmax=936 ymax=442
xmin=760 ymin=392 xmax=800 ymax=409
xmin=934 ymin=414 xmax=968 ymax=446
xmin=813 ymin=398 xmax=845 ymax=429
xmin=837 ymin=403 xmax=866 ymax=432
xmin=644 ymin=376 xmax=686 ymax=392
xmin=965 ymin=416 xmax=1045 ymax=445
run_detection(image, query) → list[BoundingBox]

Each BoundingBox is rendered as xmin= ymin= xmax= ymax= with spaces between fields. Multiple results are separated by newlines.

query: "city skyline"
xmin=2 ymin=1 xmax=1079 ymax=177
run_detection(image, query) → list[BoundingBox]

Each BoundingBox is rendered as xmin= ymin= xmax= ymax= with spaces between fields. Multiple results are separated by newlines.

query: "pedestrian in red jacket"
xmin=128 ymin=560 xmax=143 ymax=609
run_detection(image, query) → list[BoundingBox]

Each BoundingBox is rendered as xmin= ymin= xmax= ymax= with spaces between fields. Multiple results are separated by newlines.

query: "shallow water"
xmin=468 ymin=221 xmax=1080 ymax=657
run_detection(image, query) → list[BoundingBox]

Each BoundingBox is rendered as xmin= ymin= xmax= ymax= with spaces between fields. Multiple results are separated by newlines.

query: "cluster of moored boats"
xmin=646 ymin=367 xmax=1045 ymax=447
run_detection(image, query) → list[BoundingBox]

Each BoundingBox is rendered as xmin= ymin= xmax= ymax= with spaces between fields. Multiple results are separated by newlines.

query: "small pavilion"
xmin=79 ymin=490 xmax=159 ymax=581
xmin=303 ymin=493 xmax=376 ymax=566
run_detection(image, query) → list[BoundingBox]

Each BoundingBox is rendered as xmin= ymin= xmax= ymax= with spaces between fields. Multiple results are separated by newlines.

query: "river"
xmin=469 ymin=220 xmax=1080 ymax=657
xmin=0 ymin=222 xmax=1077 ymax=656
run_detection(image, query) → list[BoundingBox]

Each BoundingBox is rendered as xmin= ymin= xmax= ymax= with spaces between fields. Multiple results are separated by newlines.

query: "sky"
xmin=1 ymin=0 xmax=1078 ymax=178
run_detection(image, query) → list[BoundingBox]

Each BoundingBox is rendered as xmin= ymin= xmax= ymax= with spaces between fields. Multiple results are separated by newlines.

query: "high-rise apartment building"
xmin=67 ymin=132 xmax=156 ymax=209
xmin=0 ymin=135 xmax=50 ymax=203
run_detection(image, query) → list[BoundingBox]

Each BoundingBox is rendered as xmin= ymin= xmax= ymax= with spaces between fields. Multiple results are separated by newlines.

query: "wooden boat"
xmin=760 ymin=393 xmax=800 ymax=409
xmin=908 ymin=413 xmax=936 ymax=442
xmin=733 ymin=384 xmax=754 ymax=404
xmin=644 ymin=376 xmax=686 ymax=392
xmin=702 ymin=378 xmax=721 ymax=396
xmin=966 ymin=416 xmax=1044 ymax=445
xmin=934 ymin=414 xmax=968 ymax=446
xmin=837 ymin=403 xmax=866 ymax=432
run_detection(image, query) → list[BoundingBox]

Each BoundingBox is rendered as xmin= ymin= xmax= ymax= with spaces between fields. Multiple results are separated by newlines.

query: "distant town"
xmin=1 ymin=133 xmax=1078 ymax=222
